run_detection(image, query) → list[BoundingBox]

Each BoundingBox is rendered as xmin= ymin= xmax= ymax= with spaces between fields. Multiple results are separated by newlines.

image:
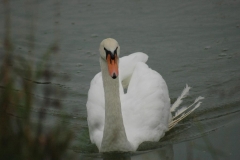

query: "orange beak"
xmin=106 ymin=54 xmax=119 ymax=79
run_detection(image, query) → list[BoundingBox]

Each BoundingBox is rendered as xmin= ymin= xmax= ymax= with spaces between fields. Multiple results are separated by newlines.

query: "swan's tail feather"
xmin=169 ymin=85 xmax=204 ymax=130
xmin=194 ymin=96 xmax=205 ymax=103
xmin=169 ymin=102 xmax=202 ymax=130
xmin=170 ymin=84 xmax=191 ymax=113
xmin=173 ymin=96 xmax=204 ymax=119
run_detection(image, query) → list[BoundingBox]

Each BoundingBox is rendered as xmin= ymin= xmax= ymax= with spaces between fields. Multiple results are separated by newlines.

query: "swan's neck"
xmin=100 ymin=58 xmax=133 ymax=152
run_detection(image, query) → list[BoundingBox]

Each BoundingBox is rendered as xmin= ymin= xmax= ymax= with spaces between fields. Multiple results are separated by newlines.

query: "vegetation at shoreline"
xmin=0 ymin=0 xmax=73 ymax=159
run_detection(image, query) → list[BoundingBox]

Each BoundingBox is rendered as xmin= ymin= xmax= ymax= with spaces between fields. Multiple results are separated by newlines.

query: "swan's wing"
xmin=121 ymin=62 xmax=171 ymax=150
xmin=119 ymin=52 xmax=148 ymax=89
xmin=86 ymin=73 xmax=105 ymax=149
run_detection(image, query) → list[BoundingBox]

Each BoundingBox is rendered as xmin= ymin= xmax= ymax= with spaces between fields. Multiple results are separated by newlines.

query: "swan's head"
xmin=99 ymin=38 xmax=120 ymax=79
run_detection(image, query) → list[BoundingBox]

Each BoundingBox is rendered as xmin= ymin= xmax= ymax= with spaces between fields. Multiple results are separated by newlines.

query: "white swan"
xmin=86 ymin=38 xmax=203 ymax=152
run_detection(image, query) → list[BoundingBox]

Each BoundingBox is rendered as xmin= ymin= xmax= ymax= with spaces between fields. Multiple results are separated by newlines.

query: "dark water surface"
xmin=1 ymin=0 xmax=240 ymax=159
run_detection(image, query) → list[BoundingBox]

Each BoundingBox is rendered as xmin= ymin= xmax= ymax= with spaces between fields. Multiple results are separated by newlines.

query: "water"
xmin=0 ymin=0 xmax=240 ymax=159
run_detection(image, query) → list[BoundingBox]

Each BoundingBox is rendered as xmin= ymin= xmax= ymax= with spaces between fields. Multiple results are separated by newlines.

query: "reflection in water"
xmin=131 ymin=145 xmax=173 ymax=160
xmin=102 ymin=153 xmax=132 ymax=160
xmin=80 ymin=145 xmax=173 ymax=160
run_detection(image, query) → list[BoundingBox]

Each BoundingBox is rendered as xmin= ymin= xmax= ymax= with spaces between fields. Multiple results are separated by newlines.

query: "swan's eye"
xmin=104 ymin=48 xmax=111 ymax=59
xmin=104 ymin=47 xmax=111 ymax=54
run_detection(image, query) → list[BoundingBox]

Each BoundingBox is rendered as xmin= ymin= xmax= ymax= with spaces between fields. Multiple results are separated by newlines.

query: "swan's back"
xmin=121 ymin=62 xmax=171 ymax=150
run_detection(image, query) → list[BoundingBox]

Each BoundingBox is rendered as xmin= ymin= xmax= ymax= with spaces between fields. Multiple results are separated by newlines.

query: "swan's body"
xmin=86 ymin=38 xmax=203 ymax=152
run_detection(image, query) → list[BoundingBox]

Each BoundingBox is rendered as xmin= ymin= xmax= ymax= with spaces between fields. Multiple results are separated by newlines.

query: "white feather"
xmin=175 ymin=106 xmax=187 ymax=116
xmin=194 ymin=96 xmax=205 ymax=103
xmin=170 ymin=84 xmax=191 ymax=112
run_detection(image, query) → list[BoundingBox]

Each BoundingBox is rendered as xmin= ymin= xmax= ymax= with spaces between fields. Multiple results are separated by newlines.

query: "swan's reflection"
xmin=131 ymin=145 xmax=173 ymax=160
xmin=95 ymin=145 xmax=173 ymax=160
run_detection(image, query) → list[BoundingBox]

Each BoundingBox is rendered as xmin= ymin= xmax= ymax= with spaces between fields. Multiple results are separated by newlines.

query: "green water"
xmin=1 ymin=0 xmax=240 ymax=159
